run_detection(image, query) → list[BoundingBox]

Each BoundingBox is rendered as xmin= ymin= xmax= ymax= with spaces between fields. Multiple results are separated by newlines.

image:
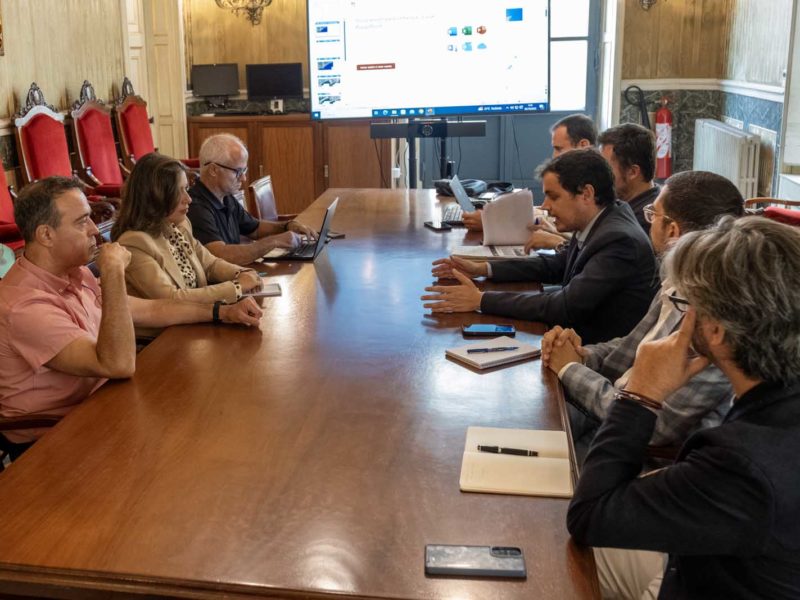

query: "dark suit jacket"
xmin=480 ymin=201 xmax=657 ymax=344
xmin=568 ymin=381 xmax=800 ymax=600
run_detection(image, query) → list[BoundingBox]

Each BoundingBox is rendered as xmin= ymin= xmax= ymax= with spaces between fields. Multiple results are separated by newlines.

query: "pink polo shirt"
xmin=0 ymin=256 xmax=107 ymax=442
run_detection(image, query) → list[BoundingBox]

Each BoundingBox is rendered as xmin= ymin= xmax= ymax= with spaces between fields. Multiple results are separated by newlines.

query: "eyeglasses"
xmin=643 ymin=203 xmax=673 ymax=224
xmin=667 ymin=292 xmax=690 ymax=313
xmin=205 ymin=162 xmax=248 ymax=179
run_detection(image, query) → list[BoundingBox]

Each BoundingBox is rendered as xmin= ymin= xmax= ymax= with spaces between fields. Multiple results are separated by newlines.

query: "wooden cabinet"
xmin=188 ymin=114 xmax=322 ymax=215
xmin=187 ymin=114 xmax=391 ymax=214
xmin=322 ymin=120 xmax=391 ymax=188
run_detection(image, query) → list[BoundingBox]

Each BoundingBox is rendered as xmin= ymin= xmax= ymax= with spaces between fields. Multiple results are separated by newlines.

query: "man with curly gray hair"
xmin=567 ymin=216 xmax=800 ymax=599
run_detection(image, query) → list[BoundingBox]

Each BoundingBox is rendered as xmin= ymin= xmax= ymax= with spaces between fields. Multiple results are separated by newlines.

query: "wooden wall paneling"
xmin=700 ymin=0 xmax=732 ymax=80
xmin=654 ymin=0 xmax=682 ymax=78
xmin=188 ymin=122 xmax=252 ymax=160
xmin=258 ymin=121 xmax=318 ymax=215
xmin=0 ymin=0 xmax=124 ymax=119
xmin=323 ymin=121 xmax=391 ymax=189
xmin=185 ymin=0 xmax=309 ymax=91
xmin=621 ymin=0 xmax=731 ymax=80
xmin=726 ymin=0 xmax=792 ymax=85
xmin=621 ymin=0 xmax=658 ymax=79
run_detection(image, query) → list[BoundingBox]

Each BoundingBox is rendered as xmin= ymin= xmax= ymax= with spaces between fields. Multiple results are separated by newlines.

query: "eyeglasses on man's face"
xmin=205 ymin=162 xmax=248 ymax=179
xmin=668 ymin=292 xmax=690 ymax=313
xmin=643 ymin=203 xmax=673 ymax=224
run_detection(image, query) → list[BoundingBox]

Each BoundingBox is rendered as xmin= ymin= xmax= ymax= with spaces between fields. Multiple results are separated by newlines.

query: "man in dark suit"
xmin=422 ymin=149 xmax=657 ymax=344
xmin=568 ymin=216 xmax=800 ymax=599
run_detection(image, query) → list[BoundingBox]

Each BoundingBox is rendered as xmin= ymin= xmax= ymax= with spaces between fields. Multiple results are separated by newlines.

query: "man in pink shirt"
xmin=0 ymin=177 xmax=264 ymax=458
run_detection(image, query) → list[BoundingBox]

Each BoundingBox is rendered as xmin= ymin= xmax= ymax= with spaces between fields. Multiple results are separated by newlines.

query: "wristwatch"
xmin=212 ymin=301 xmax=222 ymax=324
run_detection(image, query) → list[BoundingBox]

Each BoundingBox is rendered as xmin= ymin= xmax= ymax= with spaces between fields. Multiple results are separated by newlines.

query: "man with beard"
xmin=567 ymin=215 xmax=800 ymax=599
xmin=542 ymin=171 xmax=745 ymax=447
xmin=423 ymin=149 xmax=656 ymax=344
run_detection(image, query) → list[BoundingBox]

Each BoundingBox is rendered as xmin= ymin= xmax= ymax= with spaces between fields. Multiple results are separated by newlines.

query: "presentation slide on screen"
xmin=308 ymin=0 xmax=549 ymax=120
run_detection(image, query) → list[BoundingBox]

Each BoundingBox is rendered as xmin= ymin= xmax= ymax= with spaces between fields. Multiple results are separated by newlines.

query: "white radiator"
xmin=693 ymin=119 xmax=761 ymax=198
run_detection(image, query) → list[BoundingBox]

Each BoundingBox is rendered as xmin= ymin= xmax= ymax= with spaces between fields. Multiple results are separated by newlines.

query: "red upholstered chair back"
xmin=0 ymin=167 xmax=14 ymax=224
xmin=17 ymin=112 xmax=73 ymax=182
xmin=13 ymin=83 xmax=72 ymax=184
xmin=764 ymin=206 xmax=800 ymax=227
xmin=119 ymin=102 xmax=156 ymax=159
xmin=0 ymin=167 xmax=24 ymax=251
xmin=72 ymin=97 xmax=124 ymax=186
xmin=114 ymin=79 xmax=155 ymax=171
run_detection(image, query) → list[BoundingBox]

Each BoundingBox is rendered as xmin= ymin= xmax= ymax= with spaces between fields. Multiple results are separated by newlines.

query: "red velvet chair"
xmin=0 ymin=167 xmax=24 ymax=252
xmin=764 ymin=206 xmax=800 ymax=227
xmin=13 ymin=83 xmax=117 ymax=224
xmin=70 ymin=81 xmax=125 ymax=198
xmin=744 ymin=198 xmax=800 ymax=227
xmin=114 ymin=77 xmax=199 ymax=171
xmin=13 ymin=83 xmax=74 ymax=185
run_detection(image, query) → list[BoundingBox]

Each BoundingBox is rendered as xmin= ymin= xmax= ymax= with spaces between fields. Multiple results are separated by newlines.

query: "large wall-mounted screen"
xmin=308 ymin=0 xmax=550 ymax=120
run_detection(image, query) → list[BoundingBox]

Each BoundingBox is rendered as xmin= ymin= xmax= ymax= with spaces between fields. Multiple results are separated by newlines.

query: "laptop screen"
xmin=450 ymin=175 xmax=475 ymax=212
xmin=312 ymin=197 xmax=339 ymax=257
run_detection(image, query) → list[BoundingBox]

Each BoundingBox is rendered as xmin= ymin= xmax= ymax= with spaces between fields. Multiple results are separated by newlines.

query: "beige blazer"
xmin=118 ymin=219 xmax=247 ymax=304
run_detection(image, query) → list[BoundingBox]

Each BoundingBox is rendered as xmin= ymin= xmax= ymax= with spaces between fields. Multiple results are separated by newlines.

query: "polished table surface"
xmin=0 ymin=189 xmax=598 ymax=599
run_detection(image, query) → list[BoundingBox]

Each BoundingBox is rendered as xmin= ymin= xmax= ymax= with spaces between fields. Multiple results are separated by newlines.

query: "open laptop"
xmin=258 ymin=197 xmax=339 ymax=262
xmin=441 ymin=175 xmax=477 ymax=225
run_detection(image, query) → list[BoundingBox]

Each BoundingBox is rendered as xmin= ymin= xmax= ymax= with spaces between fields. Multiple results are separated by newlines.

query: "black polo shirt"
xmin=187 ymin=180 xmax=259 ymax=245
xmin=627 ymin=183 xmax=661 ymax=235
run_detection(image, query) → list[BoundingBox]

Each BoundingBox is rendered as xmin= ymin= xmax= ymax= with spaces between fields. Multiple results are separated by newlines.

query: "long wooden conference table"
xmin=0 ymin=189 xmax=599 ymax=599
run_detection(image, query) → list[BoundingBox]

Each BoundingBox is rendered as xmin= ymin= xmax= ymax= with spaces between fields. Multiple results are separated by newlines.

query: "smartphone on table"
xmin=462 ymin=324 xmax=516 ymax=337
xmin=425 ymin=545 xmax=526 ymax=578
xmin=424 ymin=220 xmax=452 ymax=231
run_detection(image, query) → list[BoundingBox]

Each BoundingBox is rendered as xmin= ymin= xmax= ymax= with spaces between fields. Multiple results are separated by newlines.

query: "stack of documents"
xmin=481 ymin=189 xmax=534 ymax=246
xmin=445 ymin=335 xmax=541 ymax=370
xmin=460 ymin=426 xmax=573 ymax=498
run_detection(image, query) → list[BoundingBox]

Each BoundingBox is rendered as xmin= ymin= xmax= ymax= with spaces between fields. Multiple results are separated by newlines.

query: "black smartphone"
xmin=424 ymin=220 xmax=452 ymax=231
xmin=462 ymin=324 xmax=516 ymax=337
xmin=425 ymin=545 xmax=526 ymax=578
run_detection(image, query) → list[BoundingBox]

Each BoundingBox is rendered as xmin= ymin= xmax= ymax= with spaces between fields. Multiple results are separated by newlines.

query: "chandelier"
xmin=215 ymin=0 xmax=273 ymax=26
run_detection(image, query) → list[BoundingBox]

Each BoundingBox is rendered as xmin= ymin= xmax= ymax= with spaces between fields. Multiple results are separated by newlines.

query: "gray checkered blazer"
xmin=560 ymin=288 xmax=734 ymax=446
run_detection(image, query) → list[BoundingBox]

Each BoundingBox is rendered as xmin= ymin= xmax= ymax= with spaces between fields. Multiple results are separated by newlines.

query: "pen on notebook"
xmin=466 ymin=346 xmax=519 ymax=354
xmin=477 ymin=445 xmax=539 ymax=457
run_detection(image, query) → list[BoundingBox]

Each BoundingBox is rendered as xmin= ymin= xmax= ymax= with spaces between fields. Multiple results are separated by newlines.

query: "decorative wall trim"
xmin=719 ymin=80 xmax=785 ymax=103
xmin=621 ymin=78 xmax=786 ymax=103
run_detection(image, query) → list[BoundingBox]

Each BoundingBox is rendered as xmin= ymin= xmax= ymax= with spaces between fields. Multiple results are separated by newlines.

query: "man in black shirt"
xmin=568 ymin=216 xmax=800 ymax=599
xmin=188 ymin=134 xmax=317 ymax=265
xmin=598 ymin=123 xmax=660 ymax=234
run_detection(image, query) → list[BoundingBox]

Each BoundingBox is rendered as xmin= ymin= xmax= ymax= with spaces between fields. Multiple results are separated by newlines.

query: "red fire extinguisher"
xmin=655 ymin=97 xmax=673 ymax=179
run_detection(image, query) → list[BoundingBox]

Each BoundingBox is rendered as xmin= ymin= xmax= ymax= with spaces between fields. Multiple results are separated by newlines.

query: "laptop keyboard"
xmin=442 ymin=204 xmax=463 ymax=223
xmin=294 ymin=240 xmax=314 ymax=255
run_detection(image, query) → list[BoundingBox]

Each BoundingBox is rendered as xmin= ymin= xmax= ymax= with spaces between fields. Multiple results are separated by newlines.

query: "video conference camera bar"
xmin=370 ymin=118 xmax=486 ymax=188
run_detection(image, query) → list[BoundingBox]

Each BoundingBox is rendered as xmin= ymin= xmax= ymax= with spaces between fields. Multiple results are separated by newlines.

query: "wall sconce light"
xmin=215 ymin=0 xmax=273 ymax=26
xmin=640 ymin=0 xmax=659 ymax=9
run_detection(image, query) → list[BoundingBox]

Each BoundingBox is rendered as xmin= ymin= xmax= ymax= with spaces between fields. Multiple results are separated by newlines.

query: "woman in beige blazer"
xmin=111 ymin=153 xmax=262 ymax=303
